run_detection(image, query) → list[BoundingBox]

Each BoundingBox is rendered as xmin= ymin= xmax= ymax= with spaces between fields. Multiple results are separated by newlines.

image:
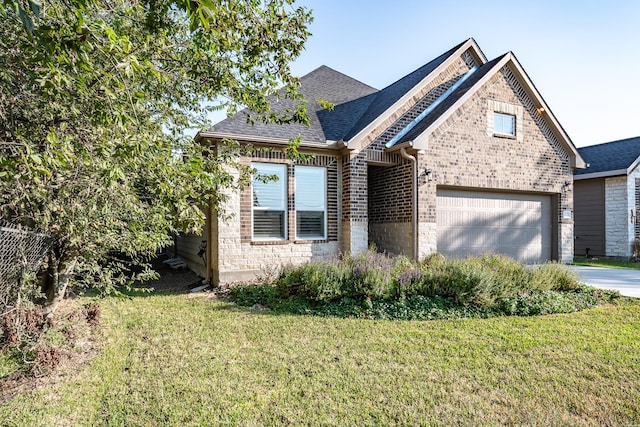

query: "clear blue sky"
xmin=216 ymin=1 xmax=640 ymax=148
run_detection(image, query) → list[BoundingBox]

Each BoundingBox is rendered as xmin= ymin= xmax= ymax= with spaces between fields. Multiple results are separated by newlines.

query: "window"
xmin=295 ymin=166 xmax=326 ymax=240
xmin=252 ymin=163 xmax=287 ymax=240
xmin=493 ymin=112 xmax=515 ymax=136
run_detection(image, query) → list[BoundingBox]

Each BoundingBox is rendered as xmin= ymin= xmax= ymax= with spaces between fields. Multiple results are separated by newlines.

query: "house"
xmin=574 ymin=136 xmax=640 ymax=259
xmin=179 ymin=38 xmax=586 ymax=284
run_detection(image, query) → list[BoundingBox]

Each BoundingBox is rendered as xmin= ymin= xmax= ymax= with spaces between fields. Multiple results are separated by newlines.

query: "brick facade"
xmin=201 ymin=43 xmax=580 ymax=284
xmin=368 ymin=163 xmax=413 ymax=255
xmin=416 ymin=64 xmax=574 ymax=262
xmin=210 ymin=150 xmax=341 ymax=284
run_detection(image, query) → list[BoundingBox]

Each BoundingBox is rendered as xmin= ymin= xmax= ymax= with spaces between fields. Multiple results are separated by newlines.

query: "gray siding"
xmin=574 ymin=179 xmax=605 ymax=257
xmin=176 ymin=232 xmax=207 ymax=277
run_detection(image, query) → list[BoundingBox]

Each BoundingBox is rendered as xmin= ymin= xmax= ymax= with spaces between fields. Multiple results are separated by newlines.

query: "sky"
xmin=216 ymin=0 xmax=640 ymax=148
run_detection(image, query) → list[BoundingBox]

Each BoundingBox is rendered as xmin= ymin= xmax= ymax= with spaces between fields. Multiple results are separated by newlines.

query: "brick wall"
xmin=348 ymin=52 xmax=479 ymax=257
xmin=417 ymin=63 xmax=575 ymax=261
xmin=212 ymin=149 xmax=341 ymax=285
xmin=367 ymin=163 xmax=413 ymax=255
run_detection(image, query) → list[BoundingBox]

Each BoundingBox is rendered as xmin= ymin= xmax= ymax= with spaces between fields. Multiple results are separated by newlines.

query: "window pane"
xmin=297 ymin=211 xmax=324 ymax=238
xmin=253 ymin=210 xmax=285 ymax=239
xmin=295 ymin=166 xmax=326 ymax=239
xmin=494 ymin=112 xmax=515 ymax=135
xmin=253 ymin=163 xmax=286 ymax=210
xmin=295 ymin=167 xmax=326 ymax=210
xmin=252 ymin=163 xmax=286 ymax=239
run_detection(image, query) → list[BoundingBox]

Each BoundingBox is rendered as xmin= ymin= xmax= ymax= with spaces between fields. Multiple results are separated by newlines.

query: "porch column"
xmin=341 ymin=151 xmax=368 ymax=255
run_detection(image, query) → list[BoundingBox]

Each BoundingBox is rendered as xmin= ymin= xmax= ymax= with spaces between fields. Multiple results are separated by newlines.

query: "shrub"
xmin=229 ymin=251 xmax=613 ymax=320
xmin=343 ymin=251 xmax=395 ymax=299
xmin=530 ymin=262 xmax=581 ymax=291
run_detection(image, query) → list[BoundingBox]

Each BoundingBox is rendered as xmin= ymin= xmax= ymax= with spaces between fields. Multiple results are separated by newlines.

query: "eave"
xmin=574 ymin=170 xmax=627 ymax=180
xmin=196 ymin=131 xmax=345 ymax=152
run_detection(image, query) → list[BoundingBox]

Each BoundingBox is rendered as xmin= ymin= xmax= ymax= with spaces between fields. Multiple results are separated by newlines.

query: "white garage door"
xmin=436 ymin=189 xmax=552 ymax=264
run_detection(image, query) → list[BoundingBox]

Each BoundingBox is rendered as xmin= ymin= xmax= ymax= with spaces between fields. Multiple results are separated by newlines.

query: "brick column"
xmin=341 ymin=151 xmax=368 ymax=254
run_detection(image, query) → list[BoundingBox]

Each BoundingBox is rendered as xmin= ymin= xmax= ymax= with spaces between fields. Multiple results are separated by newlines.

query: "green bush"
xmin=230 ymin=251 xmax=615 ymax=320
xmin=529 ymin=262 xmax=581 ymax=291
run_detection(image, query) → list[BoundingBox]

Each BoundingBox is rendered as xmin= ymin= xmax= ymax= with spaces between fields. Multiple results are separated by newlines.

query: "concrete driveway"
xmin=568 ymin=266 xmax=640 ymax=298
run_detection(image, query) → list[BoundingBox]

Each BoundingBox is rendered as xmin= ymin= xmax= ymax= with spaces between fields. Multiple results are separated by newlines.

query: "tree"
xmin=0 ymin=0 xmax=312 ymax=316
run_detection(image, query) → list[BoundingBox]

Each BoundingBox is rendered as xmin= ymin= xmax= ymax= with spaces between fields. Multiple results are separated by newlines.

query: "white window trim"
xmin=487 ymin=100 xmax=524 ymax=141
xmin=251 ymin=162 xmax=287 ymax=241
xmin=295 ymin=166 xmax=327 ymax=240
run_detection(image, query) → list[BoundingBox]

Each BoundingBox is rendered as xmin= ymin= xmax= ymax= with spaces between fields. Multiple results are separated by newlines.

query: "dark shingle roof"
xmin=396 ymin=54 xmax=506 ymax=145
xmin=575 ymin=136 xmax=640 ymax=176
xmin=340 ymin=40 xmax=468 ymax=141
xmin=211 ymin=65 xmax=378 ymax=142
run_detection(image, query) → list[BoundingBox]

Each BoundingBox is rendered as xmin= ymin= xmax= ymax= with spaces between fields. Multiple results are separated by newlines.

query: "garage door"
xmin=436 ymin=189 xmax=552 ymax=264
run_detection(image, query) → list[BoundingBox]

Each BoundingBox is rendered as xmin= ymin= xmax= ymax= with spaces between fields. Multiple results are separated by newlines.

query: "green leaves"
xmin=0 ymin=0 xmax=312 ymax=299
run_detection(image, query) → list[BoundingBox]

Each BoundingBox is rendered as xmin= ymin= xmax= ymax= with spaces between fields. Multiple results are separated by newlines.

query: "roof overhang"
xmin=408 ymin=53 xmax=587 ymax=170
xmin=196 ymin=131 xmax=345 ymax=152
xmin=574 ymin=170 xmax=627 ymax=180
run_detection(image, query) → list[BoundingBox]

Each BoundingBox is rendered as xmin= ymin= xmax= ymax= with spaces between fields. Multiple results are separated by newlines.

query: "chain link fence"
xmin=1 ymin=222 xmax=49 ymax=314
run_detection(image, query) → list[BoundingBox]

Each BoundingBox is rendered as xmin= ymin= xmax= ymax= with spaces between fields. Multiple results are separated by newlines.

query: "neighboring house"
xmin=574 ymin=136 xmax=640 ymax=259
xmin=180 ymin=38 xmax=585 ymax=284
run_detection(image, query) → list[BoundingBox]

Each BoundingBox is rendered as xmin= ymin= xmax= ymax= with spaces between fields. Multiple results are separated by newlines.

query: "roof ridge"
xmin=300 ymin=65 xmax=378 ymax=92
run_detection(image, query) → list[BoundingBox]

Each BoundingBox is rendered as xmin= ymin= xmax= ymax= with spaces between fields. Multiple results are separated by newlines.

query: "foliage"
xmin=0 ymin=0 xmax=312 ymax=315
xmin=229 ymin=251 xmax=616 ymax=320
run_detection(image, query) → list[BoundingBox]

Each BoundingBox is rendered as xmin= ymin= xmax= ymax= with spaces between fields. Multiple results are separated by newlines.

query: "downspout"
xmin=399 ymin=146 xmax=418 ymax=260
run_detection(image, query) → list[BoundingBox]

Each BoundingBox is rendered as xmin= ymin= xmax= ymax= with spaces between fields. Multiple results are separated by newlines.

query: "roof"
xmin=396 ymin=54 xmax=506 ymax=145
xmin=209 ymin=65 xmax=378 ymax=143
xmin=574 ymin=136 xmax=640 ymax=178
xmin=340 ymin=40 xmax=469 ymax=141
xmin=202 ymin=40 xmax=476 ymax=145
xmin=199 ymin=39 xmax=584 ymax=170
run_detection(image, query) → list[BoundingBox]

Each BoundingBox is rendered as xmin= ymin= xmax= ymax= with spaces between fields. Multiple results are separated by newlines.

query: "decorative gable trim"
xmin=346 ymin=38 xmax=487 ymax=151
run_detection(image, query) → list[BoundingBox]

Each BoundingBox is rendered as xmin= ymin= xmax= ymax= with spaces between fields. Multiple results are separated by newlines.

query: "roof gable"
xmin=393 ymin=55 xmax=505 ymax=146
xmin=341 ymin=38 xmax=487 ymax=146
xmin=575 ymin=136 xmax=640 ymax=178
xmin=391 ymin=52 xmax=586 ymax=169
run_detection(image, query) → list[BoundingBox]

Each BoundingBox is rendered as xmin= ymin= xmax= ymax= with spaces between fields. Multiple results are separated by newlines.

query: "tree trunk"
xmin=41 ymin=249 xmax=77 ymax=318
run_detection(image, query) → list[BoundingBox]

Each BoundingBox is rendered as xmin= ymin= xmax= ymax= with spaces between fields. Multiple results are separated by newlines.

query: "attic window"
xmin=487 ymin=101 xmax=523 ymax=141
xmin=493 ymin=112 xmax=515 ymax=136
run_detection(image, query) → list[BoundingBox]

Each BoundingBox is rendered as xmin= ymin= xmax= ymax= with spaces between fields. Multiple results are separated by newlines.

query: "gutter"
xmin=573 ymin=169 xmax=627 ymax=180
xmin=196 ymin=131 xmax=344 ymax=151
xmin=399 ymin=146 xmax=418 ymax=260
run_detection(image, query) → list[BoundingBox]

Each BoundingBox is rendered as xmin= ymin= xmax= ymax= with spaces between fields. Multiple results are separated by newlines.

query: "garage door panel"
xmin=437 ymin=190 xmax=552 ymax=264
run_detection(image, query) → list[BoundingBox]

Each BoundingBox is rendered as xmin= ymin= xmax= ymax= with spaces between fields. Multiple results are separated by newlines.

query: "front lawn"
xmin=1 ymin=293 xmax=639 ymax=426
xmin=573 ymin=257 xmax=640 ymax=270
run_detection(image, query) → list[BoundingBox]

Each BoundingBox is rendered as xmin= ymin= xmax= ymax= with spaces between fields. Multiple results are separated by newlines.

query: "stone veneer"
xmin=604 ymin=165 xmax=640 ymax=258
xmin=605 ymin=176 xmax=628 ymax=257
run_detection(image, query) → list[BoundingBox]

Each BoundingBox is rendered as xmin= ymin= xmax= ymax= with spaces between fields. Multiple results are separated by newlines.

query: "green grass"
xmin=2 ymin=294 xmax=640 ymax=426
xmin=573 ymin=257 xmax=640 ymax=270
